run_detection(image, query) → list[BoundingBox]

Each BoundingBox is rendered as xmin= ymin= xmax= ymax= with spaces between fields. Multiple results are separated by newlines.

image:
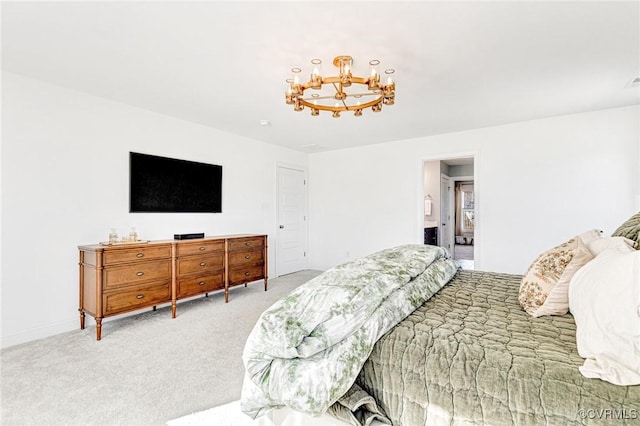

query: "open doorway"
xmin=423 ymin=157 xmax=475 ymax=269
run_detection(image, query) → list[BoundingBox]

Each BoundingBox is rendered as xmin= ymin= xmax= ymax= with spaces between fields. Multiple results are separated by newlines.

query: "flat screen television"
xmin=129 ymin=152 xmax=222 ymax=213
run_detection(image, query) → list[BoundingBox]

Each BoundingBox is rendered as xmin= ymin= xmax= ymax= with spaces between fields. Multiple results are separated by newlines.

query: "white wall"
xmin=2 ymin=72 xmax=639 ymax=348
xmin=423 ymin=161 xmax=440 ymax=228
xmin=1 ymin=72 xmax=308 ymax=347
xmin=308 ymin=105 xmax=639 ymax=273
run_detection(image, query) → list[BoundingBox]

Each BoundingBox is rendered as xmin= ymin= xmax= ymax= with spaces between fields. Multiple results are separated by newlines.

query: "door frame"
xmin=450 ymin=175 xmax=474 ymax=259
xmin=275 ymin=162 xmax=309 ymax=278
xmin=419 ymin=152 xmax=480 ymax=268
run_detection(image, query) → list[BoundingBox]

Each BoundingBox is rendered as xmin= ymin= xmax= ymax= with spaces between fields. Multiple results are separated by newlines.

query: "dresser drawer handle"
xmin=244 ymin=271 xmax=250 ymax=276
xmin=199 ymin=262 xmax=206 ymax=266
xmin=199 ymin=247 xmax=206 ymax=251
xmin=245 ymin=242 xmax=251 ymax=246
xmin=136 ymin=294 xmax=144 ymax=299
xmin=244 ymin=255 xmax=251 ymax=259
xmin=136 ymin=253 xmax=144 ymax=258
xmin=136 ymin=271 xmax=144 ymax=276
xmin=199 ymin=281 xmax=206 ymax=286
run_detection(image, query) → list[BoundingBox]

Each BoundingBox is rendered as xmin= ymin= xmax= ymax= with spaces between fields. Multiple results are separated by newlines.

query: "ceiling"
xmin=2 ymin=1 xmax=639 ymax=152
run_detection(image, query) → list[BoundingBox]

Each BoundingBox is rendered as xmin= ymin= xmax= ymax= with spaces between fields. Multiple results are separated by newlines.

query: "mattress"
xmin=354 ymin=270 xmax=640 ymax=425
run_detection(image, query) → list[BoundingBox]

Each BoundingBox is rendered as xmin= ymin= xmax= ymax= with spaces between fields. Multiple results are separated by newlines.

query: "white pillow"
xmin=587 ymin=236 xmax=636 ymax=256
xmin=568 ymin=248 xmax=640 ymax=385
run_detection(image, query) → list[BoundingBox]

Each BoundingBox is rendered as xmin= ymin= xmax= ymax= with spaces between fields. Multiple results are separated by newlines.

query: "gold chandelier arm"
xmin=330 ymin=82 xmax=346 ymax=100
xmin=318 ymin=76 xmax=370 ymax=85
xmin=298 ymin=96 xmax=383 ymax=112
xmin=302 ymin=92 xmax=381 ymax=101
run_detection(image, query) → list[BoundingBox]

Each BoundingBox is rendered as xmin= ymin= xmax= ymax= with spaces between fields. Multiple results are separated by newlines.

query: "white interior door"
xmin=440 ymin=174 xmax=454 ymax=252
xmin=276 ymin=166 xmax=308 ymax=276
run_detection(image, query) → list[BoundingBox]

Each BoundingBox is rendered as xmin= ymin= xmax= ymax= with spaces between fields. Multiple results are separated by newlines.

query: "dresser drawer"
xmin=176 ymin=240 xmax=224 ymax=257
xmin=177 ymin=273 xmax=225 ymax=298
xmin=104 ymin=281 xmax=171 ymax=315
xmin=227 ymin=236 xmax=265 ymax=252
xmin=228 ymin=248 xmax=264 ymax=265
xmin=103 ymin=245 xmax=171 ymax=266
xmin=104 ymin=259 xmax=172 ymax=289
xmin=229 ymin=263 xmax=265 ymax=286
xmin=177 ymin=254 xmax=224 ymax=276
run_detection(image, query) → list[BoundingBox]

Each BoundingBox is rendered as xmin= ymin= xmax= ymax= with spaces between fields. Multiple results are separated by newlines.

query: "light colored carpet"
xmin=167 ymin=399 xmax=360 ymax=426
xmin=1 ymin=270 xmax=322 ymax=426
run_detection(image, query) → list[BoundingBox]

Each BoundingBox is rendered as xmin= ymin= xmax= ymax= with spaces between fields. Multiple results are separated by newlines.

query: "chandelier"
xmin=285 ymin=55 xmax=395 ymax=117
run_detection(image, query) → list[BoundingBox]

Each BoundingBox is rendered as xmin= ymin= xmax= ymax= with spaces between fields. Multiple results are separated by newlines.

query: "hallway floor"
xmin=454 ymin=244 xmax=474 ymax=270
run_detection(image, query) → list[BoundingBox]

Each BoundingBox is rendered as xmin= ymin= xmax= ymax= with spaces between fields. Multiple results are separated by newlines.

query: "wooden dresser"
xmin=79 ymin=234 xmax=267 ymax=340
xmin=227 ymin=235 xmax=268 ymax=294
xmin=173 ymin=238 xmax=225 ymax=317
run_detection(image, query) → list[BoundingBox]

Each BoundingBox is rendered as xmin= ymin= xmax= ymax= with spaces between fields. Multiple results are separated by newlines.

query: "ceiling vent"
xmin=625 ymin=77 xmax=640 ymax=88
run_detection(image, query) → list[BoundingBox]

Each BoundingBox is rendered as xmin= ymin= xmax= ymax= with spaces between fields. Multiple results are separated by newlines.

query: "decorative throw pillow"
xmin=518 ymin=229 xmax=601 ymax=317
xmin=611 ymin=211 xmax=640 ymax=249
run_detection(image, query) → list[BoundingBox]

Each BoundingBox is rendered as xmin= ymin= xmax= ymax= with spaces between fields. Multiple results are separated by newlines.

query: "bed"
xmin=241 ymin=213 xmax=640 ymax=425
xmin=347 ymin=269 xmax=640 ymax=425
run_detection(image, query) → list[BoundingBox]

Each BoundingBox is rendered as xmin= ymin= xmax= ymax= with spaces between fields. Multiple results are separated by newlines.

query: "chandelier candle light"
xmin=285 ymin=55 xmax=395 ymax=117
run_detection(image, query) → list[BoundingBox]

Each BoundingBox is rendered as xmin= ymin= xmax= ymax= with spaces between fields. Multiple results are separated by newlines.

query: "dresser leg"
xmin=264 ymin=277 xmax=268 ymax=291
xmin=171 ymin=302 xmax=176 ymax=319
xmin=153 ymin=306 xmax=157 ymax=311
xmin=96 ymin=318 xmax=102 ymax=341
xmin=79 ymin=310 xmax=85 ymax=330
xmin=225 ymin=289 xmax=229 ymax=303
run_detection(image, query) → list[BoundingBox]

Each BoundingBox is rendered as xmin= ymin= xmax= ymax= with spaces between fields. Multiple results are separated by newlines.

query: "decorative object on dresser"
xmin=174 ymin=232 xmax=206 ymax=240
xmin=78 ymin=234 xmax=267 ymax=340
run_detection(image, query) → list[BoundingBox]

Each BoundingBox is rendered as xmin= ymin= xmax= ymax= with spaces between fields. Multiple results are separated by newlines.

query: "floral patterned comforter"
xmin=240 ymin=244 xmax=459 ymax=419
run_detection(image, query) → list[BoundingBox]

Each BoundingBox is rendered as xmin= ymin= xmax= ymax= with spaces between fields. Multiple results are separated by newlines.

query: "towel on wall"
xmin=425 ymin=198 xmax=432 ymax=216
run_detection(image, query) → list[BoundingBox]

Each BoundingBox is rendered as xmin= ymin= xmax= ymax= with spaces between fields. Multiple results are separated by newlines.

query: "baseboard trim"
xmin=1 ymin=318 xmax=79 ymax=349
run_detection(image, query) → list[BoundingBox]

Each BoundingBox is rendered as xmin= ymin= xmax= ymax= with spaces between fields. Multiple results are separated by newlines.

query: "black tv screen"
xmin=129 ymin=152 xmax=222 ymax=213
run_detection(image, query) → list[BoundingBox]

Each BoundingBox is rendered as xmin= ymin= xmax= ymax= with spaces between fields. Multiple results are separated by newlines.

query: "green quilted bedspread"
xmin=354 ymin=270 xmax=640 ymax=425
xmin=240 ymin=244 xmax=459 ymax=419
